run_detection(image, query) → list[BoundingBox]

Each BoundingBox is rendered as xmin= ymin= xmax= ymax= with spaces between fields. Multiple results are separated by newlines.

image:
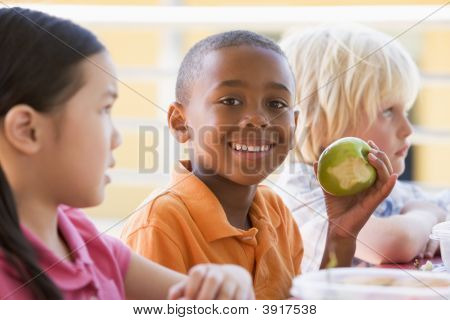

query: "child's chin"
xmin=79 ymin=193 xmax=105 ymax=209
xmin=226 ymin=174 xmax=266 ymax=186
xmin=393 ymin=162 xmax=405 ymax=176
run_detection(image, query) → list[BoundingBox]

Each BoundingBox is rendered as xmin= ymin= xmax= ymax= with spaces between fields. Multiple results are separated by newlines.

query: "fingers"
xmin=216 ymin=280 xmax=238 ymax=300
xmin=368 ymin=140 xmax=380 ymax=150
xmin=367 ymin=151 xmax=391 ymax=184
xmin=234 ymin=285 xmax=255 ymax=300
xmin=234 ymin=286 xmax=248 ymax=300
xmin=218 ymin=265 xmax=254 ymax=300
xmin=180 ymin=264 xmax=244 ymax=300
xmin=183 ymin=265 xmax=209 ymax=299
xmin=424 ymin=239 xmax=440 ymax=259
xmin=195 ymin=267 xmax=224 ymax=299
xmin=361 ymin=173 xmax=397 ymax=215
xmin=246 ymin=287 xmax=256 ymax=300
xmin=368 ymin=141 xmax=393 ymax=174
xmin=379 ymin=174 xmax=397 ymax=199
xmin=171 ymin=264 xmax=255 ymax=300
xmin=367 ymin=142 xmax=397 ymax=198
xmin=367 ymin=142 xmax=394 ymax=184
xmin=168 ymin=280 xmax=186 ymax=300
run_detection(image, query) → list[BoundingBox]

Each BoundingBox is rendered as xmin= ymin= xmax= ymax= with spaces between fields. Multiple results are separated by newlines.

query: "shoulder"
xmin=256 ymin=186 xmax=303 ymax=255
xmin=58 ymin=205 xmax=128 ymax=255
xmin=121 ymin=189 xmax=191 ymax=239
xmin=257 ymin=184 xmax=287 ymax=206
xmin=130 ymin=190 xmax=190 ymax=225
xmin=58 ymin=205 xmax=127 ymax=253
xmin=257 ymin=185 xmax=295 ymax=223
xmin=58 ymin=206 xmax=131 ymax=285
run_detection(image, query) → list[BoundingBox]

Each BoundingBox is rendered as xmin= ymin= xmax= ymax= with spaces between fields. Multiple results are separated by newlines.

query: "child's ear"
xmin=168 ymin=102 xmax=190 ymax=143
xmin=3 ymin=105 xmax=42 ymax=155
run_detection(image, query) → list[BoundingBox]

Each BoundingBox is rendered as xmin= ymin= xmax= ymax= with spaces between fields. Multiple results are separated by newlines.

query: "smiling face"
xmin=41 ymin=51 xmax=121 ymax=207
xmin=356 ymin=102 xmax=413 ymax=175
xmin=173 ymin=45 xmax=297 ymax=185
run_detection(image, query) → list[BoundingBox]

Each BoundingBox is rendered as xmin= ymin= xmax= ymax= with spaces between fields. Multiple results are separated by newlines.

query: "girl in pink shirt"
xmin=0 ymin=7 xmax=254 ymax=300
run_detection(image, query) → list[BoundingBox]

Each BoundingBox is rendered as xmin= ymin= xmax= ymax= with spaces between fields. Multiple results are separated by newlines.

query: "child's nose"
xmin=399 ymin=115 xmax=413 ymax=138
xmin=240 ymin=114 xmax=269 ymax=128
xmin=111 ymin=125 xmax=122 ymax=150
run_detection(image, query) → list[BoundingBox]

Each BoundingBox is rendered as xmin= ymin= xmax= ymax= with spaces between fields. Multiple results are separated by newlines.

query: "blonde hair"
xmin=280 ymin=24 xmax=420 ymax=164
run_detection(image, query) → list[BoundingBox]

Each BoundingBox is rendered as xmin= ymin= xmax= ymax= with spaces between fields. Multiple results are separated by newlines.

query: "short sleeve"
xmin=121 ymin=194 xmax=190 ymax=274
xmin=124 ymin=226 xmax=187 ymax=274
xmin=102 ymin=235 xmax=132 ymax=281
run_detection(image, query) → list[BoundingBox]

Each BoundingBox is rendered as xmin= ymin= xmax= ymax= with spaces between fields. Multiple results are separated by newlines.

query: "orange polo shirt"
xmin=121 ymin=161 xmax=303 ymax=299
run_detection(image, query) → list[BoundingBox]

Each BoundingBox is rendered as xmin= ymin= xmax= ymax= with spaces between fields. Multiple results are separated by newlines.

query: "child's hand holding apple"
xmin=315 ymin=138 xmax=397 ymax=268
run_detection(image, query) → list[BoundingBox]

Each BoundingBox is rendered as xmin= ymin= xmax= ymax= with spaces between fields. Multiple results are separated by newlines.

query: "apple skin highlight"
xmin=317 ymin=137 xmax=377 ymax=196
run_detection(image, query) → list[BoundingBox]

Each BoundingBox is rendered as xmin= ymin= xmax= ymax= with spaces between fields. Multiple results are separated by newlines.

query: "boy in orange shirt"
xmin=121 ymin=30 xmax=396 ymax=299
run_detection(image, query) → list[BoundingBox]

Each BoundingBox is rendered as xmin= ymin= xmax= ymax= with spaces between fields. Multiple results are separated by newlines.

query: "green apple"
xmin=317 ymin=137 xmax=377 ymax=196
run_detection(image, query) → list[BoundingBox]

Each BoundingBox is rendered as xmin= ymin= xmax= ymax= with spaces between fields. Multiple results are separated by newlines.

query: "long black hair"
xmin=0 ymin=7 xmax=105 ymax=299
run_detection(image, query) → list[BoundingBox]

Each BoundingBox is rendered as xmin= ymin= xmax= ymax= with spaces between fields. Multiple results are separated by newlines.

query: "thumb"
xmin=380 ymin=174 xmax=397 ymax=199
xmin=365 ymin=174 xmax=397 ymax=212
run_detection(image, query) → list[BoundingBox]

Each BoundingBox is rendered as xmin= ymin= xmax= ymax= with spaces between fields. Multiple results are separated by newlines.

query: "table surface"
xmin=350 ymin=256 xmax=445 ymax=270
xmin=377 ymin=257 xmax=445 ymax=271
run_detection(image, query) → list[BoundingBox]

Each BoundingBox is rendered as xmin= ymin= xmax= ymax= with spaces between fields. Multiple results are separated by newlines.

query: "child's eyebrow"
xmin=265 ymin=82 xmax=292 ymax=95
xmin=103 ymin=88 xmax=118 ymax=100
xmin=215 ymin=80 xmax=247 ymax=89
xmin=214 ymin=80 xmax=292 ymax=95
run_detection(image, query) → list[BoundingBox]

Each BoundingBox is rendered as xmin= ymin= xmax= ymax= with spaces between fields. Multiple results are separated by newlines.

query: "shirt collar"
xmin=19 ymin=206 xmax=94 ymax=290
xmin=20 ymin=207 xmax=92 ymax=266
xmin=56 ymin=205 xmax=93 ymax=266
xmin=169 ymin=160 xmax=280 ymax=242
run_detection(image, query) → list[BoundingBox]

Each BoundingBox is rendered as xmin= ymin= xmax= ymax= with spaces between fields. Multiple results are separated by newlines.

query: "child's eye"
xmin=219 ymin=97 xmax=241 ymax=106
xmin=102 ymin=105 xmax=112 ymax=114
xmin=268 ymin=100 xmax=288 ymax=109
xmin=382 ymin=107 xmax=394 ymax=118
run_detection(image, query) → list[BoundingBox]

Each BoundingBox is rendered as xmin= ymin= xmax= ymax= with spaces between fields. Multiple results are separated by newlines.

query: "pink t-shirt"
xmin=0 ymin=205 xmax=131 ymax=300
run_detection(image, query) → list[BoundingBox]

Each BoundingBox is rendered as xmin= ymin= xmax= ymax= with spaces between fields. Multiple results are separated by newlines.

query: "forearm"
xmin=320 ymin=231 xmax=357 ymax=269
xmin=125 ymin=252 xmax=186 ymax=300
xmin=355 ymin=212 xmax=438 ymax=264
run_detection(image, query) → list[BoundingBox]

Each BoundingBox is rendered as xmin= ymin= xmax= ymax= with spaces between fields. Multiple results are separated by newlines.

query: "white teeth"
xmin=231 ymin=143 xmax=271 ymax=152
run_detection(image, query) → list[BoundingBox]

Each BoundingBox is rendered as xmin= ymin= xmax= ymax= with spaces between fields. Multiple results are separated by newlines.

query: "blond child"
xmin=0 ymin=7 xmax=254 ymax=300
xmin=121 ymin=30 xmax=396 ymax=299
xmin=276 ymin=25 xmax=448 ymax=272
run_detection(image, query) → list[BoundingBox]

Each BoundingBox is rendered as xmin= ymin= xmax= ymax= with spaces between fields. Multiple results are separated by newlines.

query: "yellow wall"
xmin=6 ymin=1 xmax=449 ymax=218
xmin=415 ymin=30 xmax=450 ymax=186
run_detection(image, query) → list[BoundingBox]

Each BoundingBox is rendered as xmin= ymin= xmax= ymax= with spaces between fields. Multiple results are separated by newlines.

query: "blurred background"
xmin=4 ymin=0 xmax=450 ymax=234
